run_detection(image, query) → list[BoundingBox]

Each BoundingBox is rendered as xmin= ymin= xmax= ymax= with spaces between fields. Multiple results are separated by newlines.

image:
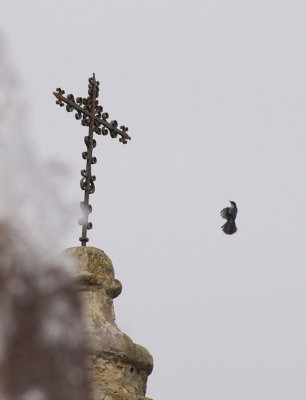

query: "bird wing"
xmin=220 ymin=207 xmax=230 ymax=220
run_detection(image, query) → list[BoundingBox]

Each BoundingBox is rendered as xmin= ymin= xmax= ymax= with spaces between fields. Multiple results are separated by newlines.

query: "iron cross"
xmin=53 ymin=73 xmax=131 ymax=247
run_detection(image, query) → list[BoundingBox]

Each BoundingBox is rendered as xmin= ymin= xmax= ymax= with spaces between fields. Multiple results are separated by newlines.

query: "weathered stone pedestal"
xmin=66 ymin=246 xmax=153 ymax=400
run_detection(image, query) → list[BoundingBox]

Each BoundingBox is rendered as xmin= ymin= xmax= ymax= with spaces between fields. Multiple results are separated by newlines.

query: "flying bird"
xmin=220 ymin=201 xmax=238 ymax=235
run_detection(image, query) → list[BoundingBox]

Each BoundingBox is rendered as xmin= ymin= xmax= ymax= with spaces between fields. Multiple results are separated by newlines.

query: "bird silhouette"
xmin=220 ymin=201 xmax=238 ymax=234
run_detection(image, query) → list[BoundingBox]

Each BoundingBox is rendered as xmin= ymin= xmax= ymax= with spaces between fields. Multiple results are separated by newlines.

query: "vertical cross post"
xmin=53 ymin=74 xmax=131 ymax=246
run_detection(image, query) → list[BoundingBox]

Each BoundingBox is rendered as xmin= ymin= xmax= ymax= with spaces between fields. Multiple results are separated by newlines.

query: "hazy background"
xmin=1 ymin=1 xmax=306 ymax=399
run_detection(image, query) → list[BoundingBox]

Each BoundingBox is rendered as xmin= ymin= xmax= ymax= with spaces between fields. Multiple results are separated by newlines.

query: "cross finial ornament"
xmin=53 ymin=74 xmax=131 ymax=246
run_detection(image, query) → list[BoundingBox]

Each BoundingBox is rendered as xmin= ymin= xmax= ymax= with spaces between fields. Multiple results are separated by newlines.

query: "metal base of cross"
xmin=79 ymin=237 xmax=89 ymax=247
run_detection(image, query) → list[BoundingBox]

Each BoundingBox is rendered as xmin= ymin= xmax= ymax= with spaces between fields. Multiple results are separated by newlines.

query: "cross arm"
xmin=53 ymin=89 xmax=131 ymax=144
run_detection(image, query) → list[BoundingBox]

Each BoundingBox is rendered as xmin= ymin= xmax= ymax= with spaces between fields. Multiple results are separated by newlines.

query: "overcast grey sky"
xmin=1 ymin=1 xmax=306 ymax=399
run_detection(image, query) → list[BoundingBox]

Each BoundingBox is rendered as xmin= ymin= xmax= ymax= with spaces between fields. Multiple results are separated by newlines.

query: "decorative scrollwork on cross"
xmin=53 ymin=73 xmax=131 ymax=246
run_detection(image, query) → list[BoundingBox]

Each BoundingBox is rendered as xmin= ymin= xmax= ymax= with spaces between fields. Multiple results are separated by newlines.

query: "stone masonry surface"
xmin=66 ymin=246 xmax=154 ymax=400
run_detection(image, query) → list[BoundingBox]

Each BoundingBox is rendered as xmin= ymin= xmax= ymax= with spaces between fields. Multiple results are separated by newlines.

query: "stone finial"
xmin=66 ymin=246 xmax=154 ymax=400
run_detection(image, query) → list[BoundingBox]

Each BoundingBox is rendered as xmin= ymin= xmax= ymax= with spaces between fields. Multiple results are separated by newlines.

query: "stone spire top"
xmin=66 ymin=246 xmax=154 ymax=400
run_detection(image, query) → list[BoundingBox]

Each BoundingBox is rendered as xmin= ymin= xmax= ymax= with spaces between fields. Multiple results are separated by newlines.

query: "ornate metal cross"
xmin=53 ymin=73 xmax=131 ymax=247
